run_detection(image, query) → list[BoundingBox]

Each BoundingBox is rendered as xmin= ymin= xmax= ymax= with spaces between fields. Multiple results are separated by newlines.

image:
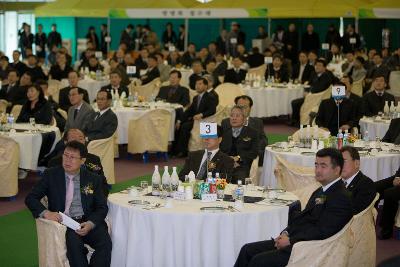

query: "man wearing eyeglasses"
xmin=64 ymin=87 xmax=94 ymax=134
xmin=26 ymin=141 xmax=111 ymax=267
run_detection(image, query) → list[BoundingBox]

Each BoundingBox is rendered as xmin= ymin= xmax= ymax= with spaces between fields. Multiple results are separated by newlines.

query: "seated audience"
xmin=291 ymin=51 xmax=314 ymax=84
xmin=10 ymin=50 xmax=27 ymax=76
xmin=101 ymin=71 xmax=129 ymax=97
xmin=265 ymin=54 xmax=289 ymax=83
xmin=340 ymin=146 xmax=376 ymax=214
xmin=140 ymin=54 xmax=160 ymax=85
xmin=25 ymin=55 xmax=46 ymax=82
xmin=181 ymin=43 xmax=197 ymax=67
xmin=0 ymin=69 xmax=26 ymax=112
xmin=155 ymin=52 xmax=171 ymax=83
xmin=382 ymin=118 xmax=400 ymax=144
xmin=188 ymin=60 xmax=206 ymax=90
xmin=221 ymin=95 xmax=267 ymax=166
xmin=220 ymin=106 xmax=259 ymax=183
xmin=109 ymin=58 xmax=130 ymax=87
xmin=224 ymin=57 xmax=247 ymax=84
xmin=375 ymin=166 xmax=400 ymax=239
xmin=179 ymin=125 xmax=234 ymax=181
xmin=247 ymin=47 xmax=265 ymax=68
xmin=174 ymin=77 xmax=217 ymax=157
xmin=214 ymin=52 xmax=228 ymax=79
xmin=58 ymin=70 xmax=90 ymax=112
xmin=364 ymin=53 xmax=390 ymax=92
xmin=351 ymin=56 xmax=367 ymax=82
xmin=16 ymin=84 xmax=53 ymax=125
xmin=49 ymin=52 xmax=73 ymax=81
xmin=167 ymin=51 xmax=181 ymax=67
xmin=0 ymin=55 xmax=11 ymax=81
xmin=235 ymin=148 xmax=353 ymax=267
xmin=85 ymin=89 xmax=118 ymax=142
xmin=79 ymin=55 xmax=104 ymax=73
xmin=342 ymin=75 xmax=363 ymax=126
xmin=64 ymin=87 xmax=94 ymax=133
xmin=362 ymin=74 xmax=395 ymax=117
xmin=156 ymin=70 xmax=190 ymax=107
xmin=25 ymin=141 xmax=112 ymax=267
xmin=205 ymin=60 xmax=220 ymax=88
xmin=203 ymin=74 xmax=219 ymax=106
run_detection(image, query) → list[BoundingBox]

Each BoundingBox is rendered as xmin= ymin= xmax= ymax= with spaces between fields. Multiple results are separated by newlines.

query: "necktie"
xmin=232 ymin=128 xmax=241 ymax=138
xmin=343 ymin=180 xmax=348 ymax=188
xmin=73 ymin=109 xmax=79 ymax=120
xmin=7 ymin=85 xmax=12 ymax=93
xmin=197 ymin=95 xmax=202 ymax=110
xmin=94 ymin=111 xmax=101 ymax=121
xmin=197 ymin=151 xmax=212 ymax=179
xmin=64 ymin=176 xmax=74 ymax=215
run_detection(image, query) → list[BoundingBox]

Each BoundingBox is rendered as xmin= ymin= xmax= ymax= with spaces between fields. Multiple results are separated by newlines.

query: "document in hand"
xmin=59 ymin=212 xmax=81 ymax=231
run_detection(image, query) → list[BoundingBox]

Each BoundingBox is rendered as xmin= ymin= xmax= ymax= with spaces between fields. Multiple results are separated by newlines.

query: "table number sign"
xmin=200 ymin=122 xmax=217 ymax=138
xmin=332 ymin=85 xmax=346 ymax=100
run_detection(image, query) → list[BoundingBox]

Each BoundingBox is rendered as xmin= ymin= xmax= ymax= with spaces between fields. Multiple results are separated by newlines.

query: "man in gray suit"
xmin=86 ymin=89 xmax=118 ymax=142
xmin=221 ymin=95 xmax=267 ymax=166
xmin=64 ymin=87 xmax=94 ymax=134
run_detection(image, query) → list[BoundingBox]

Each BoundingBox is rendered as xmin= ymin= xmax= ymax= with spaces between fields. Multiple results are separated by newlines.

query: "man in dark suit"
xmin=47 ymin=24 xmax=62 ymax=50
xmin=342 ymin=75 xmax=363 ymax=126
xmin=222 ymin=95 xmax=267 ymax=166
xmin=10 ymin=50 xmax=27 ymax=76
xmin=156 ymin=70 xmax=190 ymax=107
xmin=179 ymin=125 xmax=234 ymax=181
xmin=0 ymin=69 xmax=26 ymax=112
xmin=101 ymin=71 xmax=129 ymax=97
xmin=188 ymin=60 xmax=206 ymax=90
xmin=224 ymin=57 xmax=247 ymax=84
xmin=25 ymin=141 xmax=111 ymax=267
xmin=59 ymin=70 xmax=90 ymax=112
xmin=382 ymin=118 xmax=400 ymax=144
xmin=220 ymin=106 xmax=259 ymax=183
xmin=25 ymin=55 xmax=46 ymax=82
xmin=48 ymin=128 xmax=109 ymax=197
xmin=291 ymin=51 xmax=314 ymax=84
xmin=174 ymin=77 xmax=217 ymax=157
xmin=340 ymin=146 xmax=376 ymax=214
xmin=265 ymin=54 xmax=289 ymax=83
xmin=362 ymin=74 xmax=395 ymax=117
xmin=64 ymin=87 xmax=95 ymax=134
xmin=364 ymin=53 xmax=390 ymax=92
xmin=203 ymin=74 xmax=219 ymax=106
xmin=139 ymin=54 xmax=160 ymax=85
xmin=375 ymin=166 xmax=400 ymax=239
xmin=85 ymin=89 xmax=118 ymax=142
xmin=181 ymin=43 xmax=197 ymax=67
xmin=247 ymin=47 xmax=265 ymax=68
xmin=235 ymin=148 xmax=353 ymax=267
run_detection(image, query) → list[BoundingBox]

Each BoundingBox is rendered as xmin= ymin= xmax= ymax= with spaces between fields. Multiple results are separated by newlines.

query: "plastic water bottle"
xmin=162 ymin=166 xmax=171 ymax=193
xmin=95 ymin=69 xmax=102 ymax=80
xmin=151 ymin=165 xmax=161 ymax=196
xmin=207 ymin=172 xmax=213 ymax=183
xmin=343 ymin=130 xmax=349 ymax=146
xmin=363 ymin=130 xmax=369 ymax=142
xmin=133 ymin=92 xmax=139 ymax=103
xmin=170 ymin=167 xmax=179 ymax=192
xmin=7 ymin=114 xmax=14 ymax=128
xmin=337 ymin=131 xmax=343 ymax=149
xmin=235 ymin=180 xmax=244 ymax=203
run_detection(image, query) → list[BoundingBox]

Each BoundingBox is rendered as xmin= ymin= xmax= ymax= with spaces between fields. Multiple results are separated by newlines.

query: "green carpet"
xmin=0 ymin=133 xmax=288 ymax=267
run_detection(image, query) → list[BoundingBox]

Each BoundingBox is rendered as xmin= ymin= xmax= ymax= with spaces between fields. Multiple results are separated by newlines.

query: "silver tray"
xmin=128 ymin=200 xmax=150 ymax=206
xmin=200 ymin=206 xmax=225 ymax=213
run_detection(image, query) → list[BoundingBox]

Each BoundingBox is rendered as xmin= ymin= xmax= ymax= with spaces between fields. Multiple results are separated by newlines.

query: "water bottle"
xmin=389 ymin=101 xmax=395 ymax=119
xmin=235 ymin=180 xmax=244 ymax=203
xmin=95 ymin=69 xmax=102 ymax=80
xmin=170 ymin=167 xmax=179 ymax=192
xmin=337 ymin=131 xmax=343 ymax=149
xmin=133 ymin=92 xmax=139 ymax=103
xmin=343 ymin=130 xmax=349 ymax=146
xmin=162 ymin=166 xmax=171 ymax=194
xmin=363 ymin=130 xmax=369 ymax=142
xmin=151 ymin=165 xmax=161 ymax=196
xmin=207 ymin=172 xmax=213 ymax=183
xmin=8 ymin=113 xmax=14 ymax=128
xmin=384 ymin=101 xmax=390 ymax=117
xmin=128 ymin=91 xmax=133 ymax=103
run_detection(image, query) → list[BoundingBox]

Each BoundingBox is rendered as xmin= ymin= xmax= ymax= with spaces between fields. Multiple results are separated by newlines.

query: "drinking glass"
xmin=245 ymin=178 xmax=254 ymax=191
xmin=29 ymin=117 xmax=36 ymax=131
xmin=140 ymin=181 xmax=149 ymax=194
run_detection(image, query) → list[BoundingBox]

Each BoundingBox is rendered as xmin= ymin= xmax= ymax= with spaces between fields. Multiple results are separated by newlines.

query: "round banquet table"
xmin=114 ymin=104 xmax=178 ymax=144
xmin=261 ymin=145 xmax=400 ymax=188
xmin=1 ymin=123 xmax=61 ymax=170
xmin=242 ymin=85 xmax=304 ymax=118
xmin=359 ymin=117 xmax=391 ymax=140
xmin=60 ymin=78 xmax=110 ymax=103
xmin=108 ymin=186 xmax=297 ymax=267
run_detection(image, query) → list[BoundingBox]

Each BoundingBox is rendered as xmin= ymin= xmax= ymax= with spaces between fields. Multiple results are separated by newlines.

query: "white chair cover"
xmin=351 ymin=78 xmax=364 ymax=97
xmin=0 ymin=136 xmax=19 ymax=197
xmin=248 ymin=65 xmax=266 ymax=77
xmin=129 ymin=78 xmax=161 ymax=102
xmin=57 ymin=108 xmax=68 ymax=120
xmin=214 ymin=83 xmax=245 ymax=108
xmin=0 ymin=99 xmax=8 ymax=113
xmin=48 ymin=79 xmax=61 ymax=103
xmin=395 ymin=205 xmax=400 ymax=227
xmin=249 ymin=156 xmax=260 ymax=185
xmin=300 ymin=87 xmax=331 ymax=126
xmin=11 ymin=104 xmax=22 ymax=119
xmin=291 ymin=127 xmax=331 ymax=142
xmin=87 ymin=134 xmax=115 ymax=184
xmin=389 ymin=71 xmax=400 ymax=97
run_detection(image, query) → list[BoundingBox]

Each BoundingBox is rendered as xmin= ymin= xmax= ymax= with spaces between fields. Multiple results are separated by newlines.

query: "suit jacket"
xmin=16 ymin=98 xmax=53 ymax=125
xmin=181 ymin=92 xmax=217 ymax=122
xmin=49 ymin=64 xmax=73 ymax=81
xmin=85 ymin=108 xmax=118 ymax=141
xmin=101 ymin=84 xmax=129 ymax=98
xmin=25 ymin=166 xmax=108 ymax=226
xmin=284 ymin=180 xmax=353 ymax=247
xmin=141 ymin=67 xmax=160 ymax=85
xmin=189 ymin=72 xmax=206 ymax=90
xmin=348 ymin=93 xmax=363 ymax=125
xmin=156 ymin=85 xmax=190 ymax=107
xmin=308 ymin=71 xmax=336 ymax=93
xmin=316 ymin=98 xmax=356 ymax=136
xmin=247 ymin=53 xmax=265 ymax=68
xmin=382 ymin=118 xmax=400 ymax=143
xmin=224 ymin=69 xmax=247 ymax=84
xmin=178 ymin=150 xmax=234 ymax=181
xmin=291 ymin=63 xmax=315 ymax=84
xmin=58 ymin=86 xmax=90 ymax=112
xmin=10 ymin=61 xmax=27 ymax=76
xmin=346 ymin=171 xmax=376 ymax=215
xmin=0 ymin=84 xmax=27 ymax=109
xmin=362 ymin=91 xmax=395 ymax=117
xmin=64 ymin=101 xmax=94 ymax=133
xmin=266 ymin=64 xmax=290 ymax=83
xmin=26 ymin=66 xmax=47 ymax=82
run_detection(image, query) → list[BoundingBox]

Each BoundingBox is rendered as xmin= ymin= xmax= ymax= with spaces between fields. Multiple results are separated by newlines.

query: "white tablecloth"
xmin=108 ymin=187 xmax=296 ymax=267
xmin=114 ymin=106 xmax=177 ymax=144
xmin=243 ymin=85 xmax=304 ymax=118
xmin=60 ymin=78 xmax=109 ymax=103
xmin=2 ymin=124 xmax=61 ymax=170
xmin=359 ymin=117 xmax=390 ymax=139
xmin=261 ymin=145 xmax=400 ymax=187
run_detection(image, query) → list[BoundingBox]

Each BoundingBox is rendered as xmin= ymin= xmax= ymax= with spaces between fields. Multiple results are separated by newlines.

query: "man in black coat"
xmin=47 ymin=24 xmax=62 ymax=50
xmin=0 ymin=69 xmax=27 ymax=112
xmin=25 ymin=141 xmax=111 ymax=267
xmin=139 ymin=54 xmax=160 ymax=85
xmin=101 ymin=71 xmax=129 ymax=97
xmin=58 ymin=70 xmax=90 ymax=112
xmin=235 ymin=148 xmax=353 ymax=267
xmin=179 ymin=125 xmax=234 ymax=181
xmin=291 ymin=51 xmax=315 ymax=84
xmin=156 ymin=70 xmax=190 ymax=107
xmin=247 ymin=47 xmax=265 ymax=68
xmin=382 ymin=118 xmax=400 ymax=144
xmin=85 ymin=89 xmax=118 ymax=142
xmin=224 ymin=57 xmax=247 ymax=84
xmin=375 ymin=166 xmax=400 ymax=239
xmin=10 ymin=50 xmax=27 ymax=76
xmin=188 ymin=60 xmax=206 ymax=90
xmin=265 ymin=54 xmax=289 ymax=83
xmin=340 ymin=146 xmax=376 ymax=214
xmin=342 ymin=75 xmax=363 ymax=126
xmin=220 ymin=106 xmax=259 ymax=183
xmin=301 ymin=24 xmax=320 ymax=53
xmin=362 ymin=74 xmax=395 ymax=117
xmin=174 ymin=77 xmax=217 ymax=157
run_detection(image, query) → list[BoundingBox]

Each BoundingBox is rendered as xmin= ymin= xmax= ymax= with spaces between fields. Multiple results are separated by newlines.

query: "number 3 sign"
xmin=200 ymin=122 xmax=218 ymax=138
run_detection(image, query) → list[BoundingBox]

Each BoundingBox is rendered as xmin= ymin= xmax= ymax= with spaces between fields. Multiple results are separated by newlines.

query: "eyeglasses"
xmin=62 ymin=153 xmax=82 ymax=161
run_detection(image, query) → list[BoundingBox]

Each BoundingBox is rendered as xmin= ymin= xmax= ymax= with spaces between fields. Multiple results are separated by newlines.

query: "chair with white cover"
xmin=286 ymin=218 xmax=354 ymax=267
xmin=57 ymin=108 xmax=68 ymax=121
xmin=351 ymin=78 xmax=364 ymax=97
xmin=273 ymin=156 xmax=320 ymax=209
xmin=127 ymin=109 xmax=172 ymax=156
xmin=129 ymin=78 xmax=161 ymax=102
xmin=0 ymin=99 xmax=8 ymax=113
xmin=48 ymin=79 xmax=61 ymax=103
xmin=87 ymin=134 xmax=115 ymax=184
xmin=189 ymin=89 xmax=197 ymax=105
xmin=395 ymin=206 xmax=400 ymax=228
xmin=188 ymin=105 xmax=229 ymax=152
xmin=290 ymin=127 xmax=331 ymax=143
xmin=0 ymin=136 xmax=19 ymax=198
xmin=11 ymin=104 xmax=22 ymax=119
xmin=249 ymin=156 xmax=260 ymax=185
xmin=348 ymin=193 xmax=379 ymax=267
xmin=388 ymin=71 xmax=400 ymax=97
xmin=300 ymin=87 xmax=331 ymax=126
xmin=214 ymin=83 xmax=244 ymax=108
xmin=248 ymin=64 xmax=266 ymax=78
